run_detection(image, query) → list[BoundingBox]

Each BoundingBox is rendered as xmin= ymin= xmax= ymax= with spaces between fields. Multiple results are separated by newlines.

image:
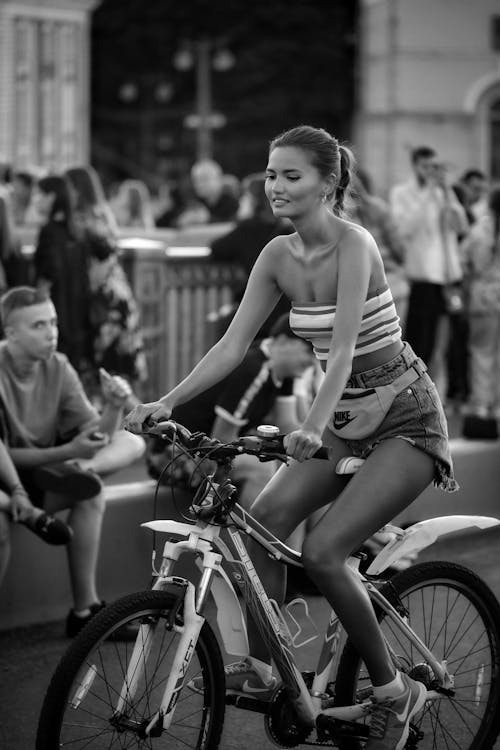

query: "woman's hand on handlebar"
xmin=283 ymin=427 xmax=323 ymax=462
xmin=122 ymin=400 xmax=172 ymax=434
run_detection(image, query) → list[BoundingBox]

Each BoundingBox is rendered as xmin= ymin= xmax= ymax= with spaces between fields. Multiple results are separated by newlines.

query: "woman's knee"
xmin=301 ymin=534 xmax=345 ymax=578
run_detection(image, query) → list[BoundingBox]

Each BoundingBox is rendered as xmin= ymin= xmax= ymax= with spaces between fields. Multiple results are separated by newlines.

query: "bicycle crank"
xmin=264 ymin=685 xmax=312 ymax=747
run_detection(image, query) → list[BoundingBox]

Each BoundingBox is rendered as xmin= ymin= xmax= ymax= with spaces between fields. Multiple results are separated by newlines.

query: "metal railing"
xmin=120 ymin=234 xmax=243 ymax=400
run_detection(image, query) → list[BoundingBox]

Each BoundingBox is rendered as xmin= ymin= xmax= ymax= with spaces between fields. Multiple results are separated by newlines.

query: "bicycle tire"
xmin=334 ymin=561 xmax=500 ymax=750
xmin=36 ymin=589 xmax=226 ymax=750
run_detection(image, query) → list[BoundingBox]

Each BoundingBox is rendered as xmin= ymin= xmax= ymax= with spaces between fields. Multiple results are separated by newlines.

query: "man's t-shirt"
xmin=0 ymin=342 xmax=97 ymax=447
xmin=171 ymin=343 xmax=293 ymax=436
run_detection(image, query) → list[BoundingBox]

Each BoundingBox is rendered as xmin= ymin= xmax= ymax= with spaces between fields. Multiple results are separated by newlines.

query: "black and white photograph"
xmin=1 ymin=1 xmax=500 ymax=748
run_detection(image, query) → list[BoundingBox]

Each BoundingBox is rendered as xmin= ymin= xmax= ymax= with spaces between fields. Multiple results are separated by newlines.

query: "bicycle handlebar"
xmin=144 ymin=418 xmax=331 ymax=462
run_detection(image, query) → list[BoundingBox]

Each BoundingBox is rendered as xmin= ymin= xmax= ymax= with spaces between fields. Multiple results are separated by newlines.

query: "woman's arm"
xmin=286 ymin=228 xmax=373 ymax=458
xmin=123 ymin=239 xmax=286 ymax=431
xmin=164 ymin=241 xmax=284 ymax=408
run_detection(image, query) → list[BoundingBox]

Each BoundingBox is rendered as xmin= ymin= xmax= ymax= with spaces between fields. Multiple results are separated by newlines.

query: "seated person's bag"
xmin=328 ymin=361 xmax=426 ymax=440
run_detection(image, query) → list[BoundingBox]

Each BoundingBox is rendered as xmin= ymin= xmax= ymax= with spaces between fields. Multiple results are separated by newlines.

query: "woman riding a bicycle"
xmin=124 ymin=125 xmax=458 ymax=750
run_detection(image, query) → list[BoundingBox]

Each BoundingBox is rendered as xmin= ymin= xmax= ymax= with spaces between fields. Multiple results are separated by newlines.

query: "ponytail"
xmin=333 ymin=145 xmax=355 ymax=217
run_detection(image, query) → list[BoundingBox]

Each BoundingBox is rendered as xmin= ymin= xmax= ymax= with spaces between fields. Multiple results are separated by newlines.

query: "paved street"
xmin=1 ymin=521 xmax=500 ymax=749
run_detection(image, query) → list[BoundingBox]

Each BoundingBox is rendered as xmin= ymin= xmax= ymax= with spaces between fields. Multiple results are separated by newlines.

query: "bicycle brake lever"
xmin=258 ymin=452 xmax=289 ymax=464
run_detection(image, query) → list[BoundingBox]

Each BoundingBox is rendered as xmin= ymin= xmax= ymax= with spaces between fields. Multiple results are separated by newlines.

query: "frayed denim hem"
xmin=434 ymin=460 xmax=460 ymax=493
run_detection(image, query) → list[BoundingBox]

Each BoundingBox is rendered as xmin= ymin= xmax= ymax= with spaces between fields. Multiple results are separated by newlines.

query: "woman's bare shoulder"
xmin=338 ymin=220 xmax=377 ymax=253
xmin=259 ymin=232 xmax=298 ymax=261
xmin=340 ymin=219 xmax=373 ymax=241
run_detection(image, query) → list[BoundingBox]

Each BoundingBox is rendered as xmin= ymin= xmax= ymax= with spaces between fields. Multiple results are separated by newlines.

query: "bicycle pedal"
xmin=406 ymin=723 xmax=425 ymax=748
xmin=225 ymin=694 xmax=269 ymax=714
xmin=316 ymin=714 xmax=370 ymax=742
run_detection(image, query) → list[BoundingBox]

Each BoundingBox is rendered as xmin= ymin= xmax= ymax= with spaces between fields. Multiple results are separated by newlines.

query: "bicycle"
xmin=36 ymin=421 xmax=500 ymax=749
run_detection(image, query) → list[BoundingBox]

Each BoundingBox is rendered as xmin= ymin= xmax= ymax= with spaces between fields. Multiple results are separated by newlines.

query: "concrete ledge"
xmin=0 ymin=480 xmax=192 ymax=631
xmin=1 ymin=438 xmax=499 ymax=631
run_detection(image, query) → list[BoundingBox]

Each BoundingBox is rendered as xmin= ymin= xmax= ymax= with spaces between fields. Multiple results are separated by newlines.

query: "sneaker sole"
xmin=395 ymin=682 xmax=427 ymax=750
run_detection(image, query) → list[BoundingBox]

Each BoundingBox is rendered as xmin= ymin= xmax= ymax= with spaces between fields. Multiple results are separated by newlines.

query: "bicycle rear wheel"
xmin=36 ymin=589 xmax=225 ymax=750
xmin=335 ymin=561 xmax=500 ymax=749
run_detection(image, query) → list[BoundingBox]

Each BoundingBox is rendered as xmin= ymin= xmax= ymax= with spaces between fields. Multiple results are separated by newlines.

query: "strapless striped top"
xmin=289 ymin=285 xmax=402 ymax=362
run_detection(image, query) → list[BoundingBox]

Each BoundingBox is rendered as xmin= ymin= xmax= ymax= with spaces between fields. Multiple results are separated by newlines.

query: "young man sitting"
xmin=0 ymin=286 xmax=145 ymax=637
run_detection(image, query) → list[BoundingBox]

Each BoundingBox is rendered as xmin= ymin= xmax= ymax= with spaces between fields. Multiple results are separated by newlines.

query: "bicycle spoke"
xmin=337 ymin=563 xmax=500 ymax=750
xmin=38 ymin=594 xmax=225 ymax=750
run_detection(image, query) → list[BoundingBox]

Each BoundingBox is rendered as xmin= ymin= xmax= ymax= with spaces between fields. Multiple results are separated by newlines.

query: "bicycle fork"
xmin=145 ymin=581 xmax=206 ymax=735
xmin=115 ymin=539 xmax=221 ymax=737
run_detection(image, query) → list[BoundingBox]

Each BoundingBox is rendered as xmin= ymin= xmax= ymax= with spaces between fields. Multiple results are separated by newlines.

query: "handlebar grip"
xmin=273 ymin=434 xmax=330 ymax=460
xmin=143 ymin=418 xmax=193 ymax=444
xmin=143 ymin=416 xmax=156 ymax=430
xmin=313 ymin=446 xmax=330 ymax=460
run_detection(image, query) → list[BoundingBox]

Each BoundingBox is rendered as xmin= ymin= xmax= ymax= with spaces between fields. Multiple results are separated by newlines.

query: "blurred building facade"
xmin=0 ymin=0 xmax=99 ymax=171
xmin=355 ymin=0 xmax=500 ymax=192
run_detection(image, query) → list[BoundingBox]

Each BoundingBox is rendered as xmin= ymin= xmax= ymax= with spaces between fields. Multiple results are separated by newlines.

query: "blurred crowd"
xmin=1 ymin=143 xmax=499 ymax=627
xmin=1 ymin=146 xmax=500 ymax=436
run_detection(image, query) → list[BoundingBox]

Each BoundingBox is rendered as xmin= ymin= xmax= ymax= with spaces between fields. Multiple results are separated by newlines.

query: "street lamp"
xmin=173 ymin=38 xmax=234 ymax=160
xmin=117 ymin=76 xmax=175 ymax=175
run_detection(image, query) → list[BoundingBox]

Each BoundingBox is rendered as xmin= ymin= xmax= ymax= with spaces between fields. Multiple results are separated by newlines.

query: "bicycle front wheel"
xmin=335 ymin=561 xmax=500 ymax=750
xmin=36 ymin=589 xmax=226 ymax=750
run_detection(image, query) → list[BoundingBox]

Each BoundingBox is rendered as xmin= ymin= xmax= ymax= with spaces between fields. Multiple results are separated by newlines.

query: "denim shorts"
xmin=327 ymin=342 xmax=458 ymax=492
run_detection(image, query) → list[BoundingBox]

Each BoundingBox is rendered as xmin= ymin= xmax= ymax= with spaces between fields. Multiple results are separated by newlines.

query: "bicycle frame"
xmin=120 ymin=501 xmax=500 ymax=736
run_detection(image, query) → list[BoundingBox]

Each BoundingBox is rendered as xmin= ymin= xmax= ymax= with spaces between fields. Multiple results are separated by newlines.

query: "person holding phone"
xmin=0 ymin=286 xmax=145 ymax=637
xmin=389 ymin=147 xmax=467 ymax=401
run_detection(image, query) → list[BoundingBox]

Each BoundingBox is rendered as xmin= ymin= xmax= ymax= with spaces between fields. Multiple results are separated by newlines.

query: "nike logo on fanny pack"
xmin=332 ymin=413 xmax=357 ymax=430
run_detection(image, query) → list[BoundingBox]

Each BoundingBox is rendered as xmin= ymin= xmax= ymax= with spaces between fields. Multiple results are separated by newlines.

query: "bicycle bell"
xmin=257 ymin=424 xmax=280 ymax=437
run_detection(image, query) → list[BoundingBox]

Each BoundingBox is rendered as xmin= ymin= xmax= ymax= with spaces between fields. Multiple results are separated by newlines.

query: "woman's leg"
xmin=246 ymin=436 xmax=352 ymax=663
xmin=302 ymin=437 xmax=434 ymax=685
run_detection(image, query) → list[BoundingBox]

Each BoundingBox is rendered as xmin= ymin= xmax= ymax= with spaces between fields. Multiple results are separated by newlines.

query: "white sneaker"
xmin=188 ymin=657 xmax=277 ymax=699
xmin=365 ymin=673 xmax=427 ymax=750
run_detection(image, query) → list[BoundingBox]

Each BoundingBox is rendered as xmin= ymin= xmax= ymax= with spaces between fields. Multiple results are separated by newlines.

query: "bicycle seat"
xmin=335 ymin=456 xmax=365 ymax=475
